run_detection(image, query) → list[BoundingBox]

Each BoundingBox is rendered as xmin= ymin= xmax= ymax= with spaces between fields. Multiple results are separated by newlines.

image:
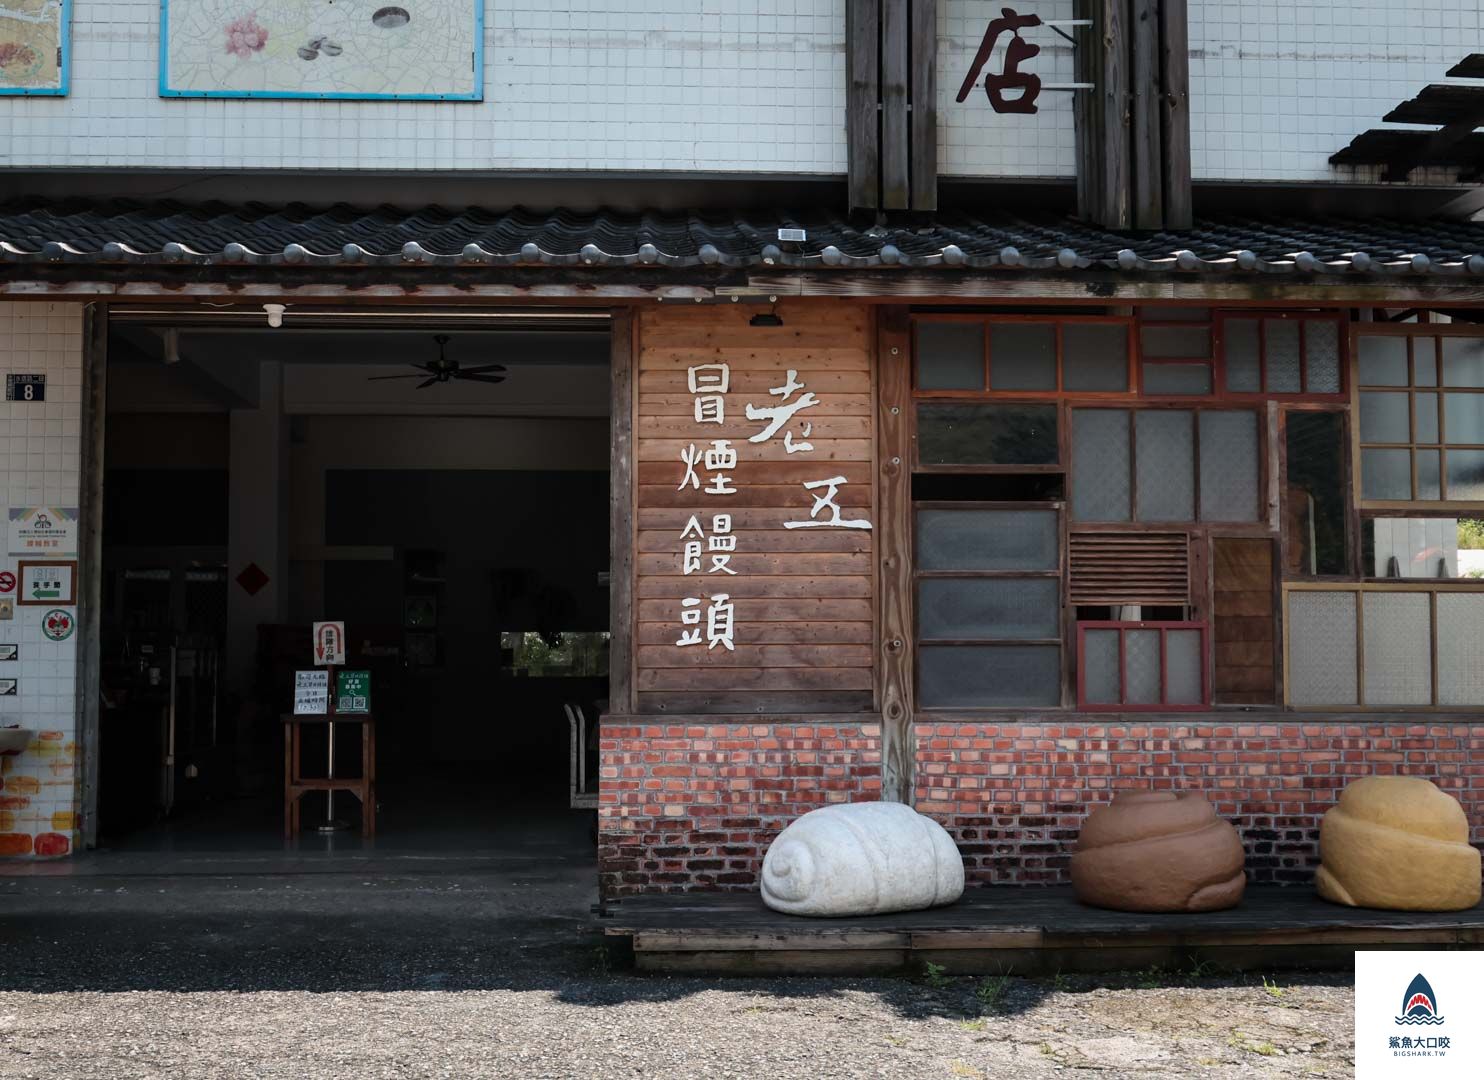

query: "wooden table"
xmin=282 ymin=713 xmax=376 ymax=839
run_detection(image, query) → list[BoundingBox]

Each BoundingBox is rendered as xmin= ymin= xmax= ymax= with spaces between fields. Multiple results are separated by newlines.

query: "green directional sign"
xmin=336 ymin=669 xmax=371 ymax=714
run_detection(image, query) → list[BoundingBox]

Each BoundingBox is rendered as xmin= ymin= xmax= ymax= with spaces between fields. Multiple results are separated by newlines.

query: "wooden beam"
xmin=1158 ymin=0 xmax=1193 ymax=228
xmin=1130 ymin=0 xmax=1164 ymax=230
xmin=908 ymin=0 xmax=937 ymax=211
xmin=880 ymin=0 xmax=910 ymax=210
xmin=609 ymin=308 xmax=636 ymax=715
xmin=76 ymin=302 xmax=107 ymax=850
xmin=847 ymin=0 xmax=881 ymax=211
xmin=876 ymin=308 xmax=914 ymax=804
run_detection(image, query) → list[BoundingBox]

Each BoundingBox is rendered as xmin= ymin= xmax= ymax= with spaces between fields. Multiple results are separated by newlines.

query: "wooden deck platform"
xmin=601 ymin=886 xmax=1484 ymax=975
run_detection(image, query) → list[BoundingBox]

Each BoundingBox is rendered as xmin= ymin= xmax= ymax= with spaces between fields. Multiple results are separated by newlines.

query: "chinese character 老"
xmin=784 ymin=476 xmax=873 ymax=531
xmin=956 ymin=7 xmax=1043 ymax=115
xmin=745 ymin=369 xmax=818 ymax=448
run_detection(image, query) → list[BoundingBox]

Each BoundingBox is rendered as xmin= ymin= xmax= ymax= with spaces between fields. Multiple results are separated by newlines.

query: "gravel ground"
xmin=0 ymin=858 xmax=1354 ymax=1079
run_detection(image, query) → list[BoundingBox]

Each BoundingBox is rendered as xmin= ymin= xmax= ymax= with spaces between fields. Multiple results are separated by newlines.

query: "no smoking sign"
xmin=0 ymin=572 xmax=15 ymax=594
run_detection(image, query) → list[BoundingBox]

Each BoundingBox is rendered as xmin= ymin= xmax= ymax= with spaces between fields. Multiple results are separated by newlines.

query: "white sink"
xmin=0 ymin=728 xmax=33 ymax=755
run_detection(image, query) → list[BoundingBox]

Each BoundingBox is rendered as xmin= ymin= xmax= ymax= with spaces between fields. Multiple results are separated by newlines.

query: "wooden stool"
xmin=282 ymin=714 xmax=376 ymax=839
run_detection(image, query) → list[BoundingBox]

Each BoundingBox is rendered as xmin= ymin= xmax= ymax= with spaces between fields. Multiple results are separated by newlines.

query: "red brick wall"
xmin=917 ymin=720 xmax=1484 ymax=886
xmin=600 ymin=717 xmax=1484 ymax=894
xmin=599 ymin=721 xmax=881 ymax=896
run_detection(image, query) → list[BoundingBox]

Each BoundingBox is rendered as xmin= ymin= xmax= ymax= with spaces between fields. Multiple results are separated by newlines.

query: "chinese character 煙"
xmin=956 ymin=7 xmax=1043 ymax=115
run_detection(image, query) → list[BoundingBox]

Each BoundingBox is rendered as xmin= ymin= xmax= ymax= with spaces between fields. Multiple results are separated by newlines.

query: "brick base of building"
xmin=599 ymin=718 xmax=1484 ymax=895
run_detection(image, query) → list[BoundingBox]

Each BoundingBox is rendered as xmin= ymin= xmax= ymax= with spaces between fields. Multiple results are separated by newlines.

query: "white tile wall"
xmin=1371 ymin=517 xmax=1460 ymax=578
xmin=1190 ymin=0 xmax=1484 ymax=183
xmin=938 ymin=0 xmax=1077 ymax=178
xmin=0 ymin=1 xmax=847 ymax=174
xmin=0 ymin=303 xmax=84 ymax=859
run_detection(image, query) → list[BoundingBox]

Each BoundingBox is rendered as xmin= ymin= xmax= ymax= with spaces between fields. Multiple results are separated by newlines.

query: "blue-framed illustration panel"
xmin=0 ymin=0 xmax=71 ymax=97
xmin=159 ymin=1 xmax=484 ymax=101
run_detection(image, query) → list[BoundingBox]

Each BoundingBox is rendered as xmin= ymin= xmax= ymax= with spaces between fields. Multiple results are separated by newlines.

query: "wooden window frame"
xmin=912 ymin=499 xmax=1067 ymax=711
xmin=1075 ymin=620 xmax=1211 ymax=711
xmin=1137 ymin=310 xmax=1217 ymax=397
xmin=1359 ymin=511 xmax=1478 ymax=582
xmin=1277 ymin=404 xmax=1356 ymax=582
xmin=1353 ymin=324 xmax=1484 ymax=511
xmin=1281 ymin=580 xmax=1484 ymax=712
xmin=1213 ymin=310 xmax=1350 ymax=402
xmin=1067 ymin=404 xmax=1269 ymax=532
xmin=911 ymin=314 xmax=1138 ymax=400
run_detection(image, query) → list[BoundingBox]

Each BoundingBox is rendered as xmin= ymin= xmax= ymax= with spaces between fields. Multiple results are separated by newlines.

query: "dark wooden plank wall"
xmin=1212 ymin=537 xmax=1276 ymax=706
xmin=848 ymin=0 xmax=937 ymax=211
xmin=633 ymin=302 xmax=877 ymax=715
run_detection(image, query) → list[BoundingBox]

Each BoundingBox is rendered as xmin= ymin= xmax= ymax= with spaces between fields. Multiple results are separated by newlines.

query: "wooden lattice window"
xmin=1076 ymin=621 xmax=1210 ymax=710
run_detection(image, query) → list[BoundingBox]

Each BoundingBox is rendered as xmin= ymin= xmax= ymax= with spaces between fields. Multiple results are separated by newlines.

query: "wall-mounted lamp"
xmin=749 ymin=295 xmax=783 ymax=328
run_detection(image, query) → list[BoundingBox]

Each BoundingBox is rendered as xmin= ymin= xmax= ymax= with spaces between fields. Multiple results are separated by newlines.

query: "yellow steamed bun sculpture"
xmin=1316 ymin=776 xmax=1481 ymax=912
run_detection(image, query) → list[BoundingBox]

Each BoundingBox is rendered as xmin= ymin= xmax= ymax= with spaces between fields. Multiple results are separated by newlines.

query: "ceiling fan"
xmin=366 ymin=334 xmax=507 ymax=389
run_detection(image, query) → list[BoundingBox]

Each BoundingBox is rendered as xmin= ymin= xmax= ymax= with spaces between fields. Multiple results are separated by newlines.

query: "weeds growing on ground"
xmin=975 ymin=974 xmax=1011 ymax=1011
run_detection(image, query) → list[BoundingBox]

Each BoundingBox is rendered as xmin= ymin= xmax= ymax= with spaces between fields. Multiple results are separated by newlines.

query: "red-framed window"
xmin=1215 ymin=311 xmax=1347 ymax=400
xmin=1076 ymin=621 xmax=1210 ymax=710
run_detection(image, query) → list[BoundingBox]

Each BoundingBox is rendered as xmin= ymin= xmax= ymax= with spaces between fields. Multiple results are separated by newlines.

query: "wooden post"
xmin=76 ymin=302 xmax=107 ymax=850
xmin=877 ymin=309 xmax=915 ymax=805
xmin=848 ymin=0 xmax=881 ymax=212
xmin=1158 ymin=0 xmax=1193 ymax=228
xmin=880 ymin=0 xmax=911 ymax=210
xmin=609 ymin=308 xmax=636 ymax=716
xmin=909 ymin=0 xmax=938 ymax=211
xmin=1130 ymin=0 xmax=1164 ymax=230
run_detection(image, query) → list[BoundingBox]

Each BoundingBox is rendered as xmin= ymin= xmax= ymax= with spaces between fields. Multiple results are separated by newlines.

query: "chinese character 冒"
xmin=784 ymin=477 xmax=873 ymax=531
xmin=955 ymin=7 xmax=1043 ymax=115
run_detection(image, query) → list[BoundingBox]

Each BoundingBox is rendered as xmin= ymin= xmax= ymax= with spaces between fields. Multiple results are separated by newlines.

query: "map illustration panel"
xmin=0 ymin=0 xmax=69 ymax=95
xmin=161 ymin=1 xmax=483 ymax=100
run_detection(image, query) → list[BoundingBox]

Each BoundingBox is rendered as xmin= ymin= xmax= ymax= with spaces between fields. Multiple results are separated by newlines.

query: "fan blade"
xmin=456 ymin=373 xmax=507 ymax=385
xmin=458 ymin=364 xmax=508 ymax=375
xmin=417 ymin=377 xmax=440 ymax=389
xmin=366 ymin=374 xmax=426 ymax=381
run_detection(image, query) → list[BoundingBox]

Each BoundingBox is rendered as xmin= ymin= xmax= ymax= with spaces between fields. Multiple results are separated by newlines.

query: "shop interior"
xmin=97 ymin=310 xmax=611 ymax=851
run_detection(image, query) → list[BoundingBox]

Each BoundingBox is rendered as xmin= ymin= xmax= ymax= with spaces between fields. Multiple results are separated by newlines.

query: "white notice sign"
xmin=313 ymin=621 xmax=346 ymax=666
xmin=294 ymin=670 xmax=329 ymax=716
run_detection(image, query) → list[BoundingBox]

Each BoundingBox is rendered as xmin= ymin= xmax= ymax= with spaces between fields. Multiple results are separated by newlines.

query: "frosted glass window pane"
xmin=1287 ymin=592 xmax=1358 ymax=706
xmin=1363 ymin=592 xmax=1433 ymax=706
xmin=1265 ymin=319 xmax=1302 ymax=392
xmin=1445 ymin=449 xmax=1484 ymax=501
xmin=1304 ymin=320 xmax=1341 ymax=393
xmin=918 ymin=645 xmax=1061 ymax=708
xmin=1362 ymin=448 xmax=1412 ymax=501
xmin=990 ymin=324 xmax=1056 ymax=391
xmin=1142 ymin=362 xmax=1212 ymax=395
xmin=1416 ymin=393 xmax=1440 ymax=444
xmin=1072 ymin=410 xmax=1131 ymax=522
xmin=916 ymin=508 xmax=1059 ymax=571
xmin=918 ymin=579 xmax=1060 ymax=640
xmin=1360 ymin=392 xmax=1411 ymax=443
xmin=1418 ymin=450 xmax=1442 ymax=501
xmin=1358 ymin=336 xmax=1409 ymax=386
xmin=1437 ymin=593 xmax=1484 ymax=705
xmin=1198 ymin=411 xmax=1259 ymax=521
xmin=1135 ymin=410 xmax=1195 ymax=521
xmin=916 ymin=404 xmax=1059 ymax=466
xmin=1224 ymin=318 xmax=1261 ymax=392
xmin=1166 ymin=630 xmax=1204 ymax=704
xmin=1141 ymin=325 xmax=1211 ymax=359
xmin=1083 ymin=629 xmax=1120 ymax=705
xmin=1415 ymin=338 xmax=1438 ymax=386
xmin=1441 ymin=337 xmax=1484 ymax=387
xmin=914 ymin=507 xmax=1056 ymax=572
xmin=1063 ymin=323 xmax=1130 ymax=391
xmin=1124 ymin=630 xmax=1162 ymax=704
xmin=1444 ymin=393 xmax=1484 ymax=444
xmin=1142 ymin=307 xmax=1209 ymax=321
xmin=916 ymin=322 xmax=985 ymax=390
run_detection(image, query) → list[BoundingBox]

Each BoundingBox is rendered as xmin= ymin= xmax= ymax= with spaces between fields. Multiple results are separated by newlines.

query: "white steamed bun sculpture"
xmin=760 ymin=801 xmax=965 ymax=917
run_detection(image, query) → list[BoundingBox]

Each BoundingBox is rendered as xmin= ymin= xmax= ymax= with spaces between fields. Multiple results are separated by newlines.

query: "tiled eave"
xmin=6 ymin=200 xmax=1484 ymax=279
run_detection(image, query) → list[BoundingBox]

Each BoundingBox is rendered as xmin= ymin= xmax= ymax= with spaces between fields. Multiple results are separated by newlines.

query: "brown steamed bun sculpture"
xmin=1071 ymin=790 xmax=1246 ymax=913
xmin=1316 ymin=776 xmax=1481 ymax=912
